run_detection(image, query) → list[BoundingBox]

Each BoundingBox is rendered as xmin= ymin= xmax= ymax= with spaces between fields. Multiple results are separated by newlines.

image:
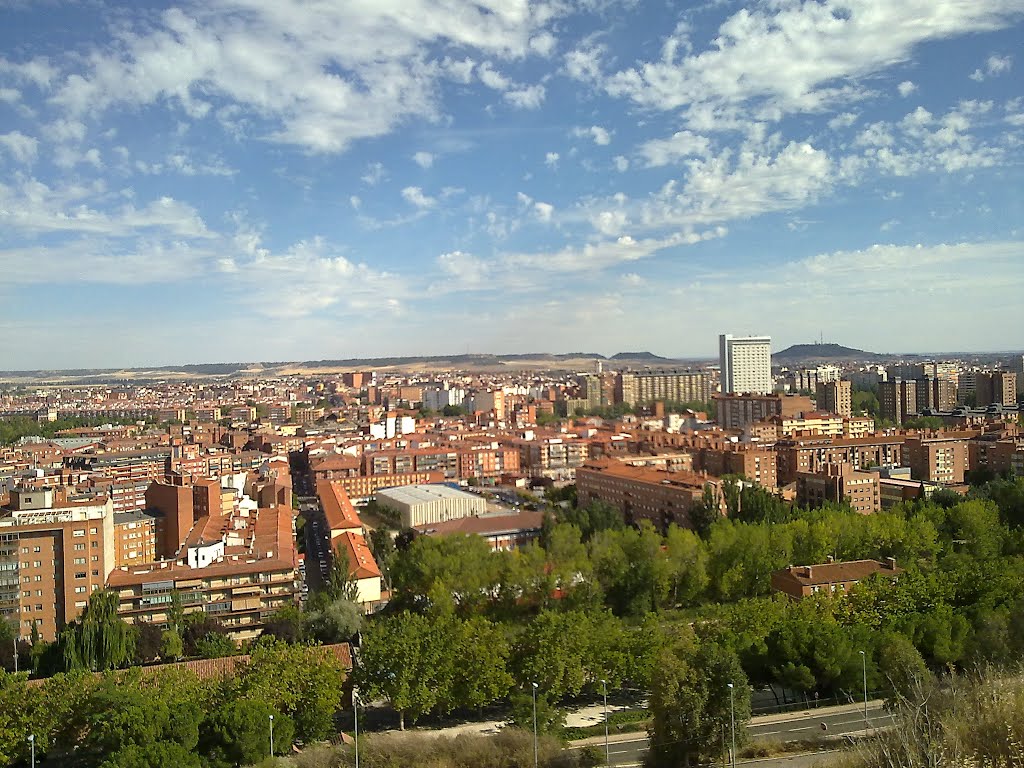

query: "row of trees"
xmin=0 ymin=638 xmax=346 ymax=767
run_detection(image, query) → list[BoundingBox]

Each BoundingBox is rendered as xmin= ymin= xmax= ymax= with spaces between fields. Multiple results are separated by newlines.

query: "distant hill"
xmin=774 ymin=343 xmax=879 ymax=361
xmin=609 ymin=351 xmax=670 ymax=361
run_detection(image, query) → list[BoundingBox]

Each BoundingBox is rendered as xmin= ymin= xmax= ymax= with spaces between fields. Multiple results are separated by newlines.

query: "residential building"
xmin=816 ymin=380 xmax=852 ymax=418
xmin=879 ymin=379 xmax=917 ymax=425
xmin=576 ymin=459 xmax=724 ymax=532
xmin=715 ymin=393 xmax=813 ymax=431
xmin=796 ymin=463 xmax=881 ymax=514
xmin=719 ymin=334 xmax=773 ymax=395
xmin=330 ymin=471 xmax=445 ymax=503
xmin=0 ymin=488 xmax=116 ymax=641
xmin=616 ymin=371 xmax=711 ymax=407
xmin=770 ymin=558 xmax=901 ymax=600
xmin=904 ymin=433 xmax=970 ymax=484
xmin=113 ymin=509 xmax=160 ymax=568
xmin=977 ymin=372 xmax=1018 ymax=407
xmin=332 ymin=529 xmax=382 ymax=608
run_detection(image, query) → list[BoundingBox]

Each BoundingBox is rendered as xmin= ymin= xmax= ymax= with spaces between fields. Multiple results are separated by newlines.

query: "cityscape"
xmin=0 ymin=334 xmax=1022 ymax=766
xmin=2 ymin=0 xmax=1024 ymax=766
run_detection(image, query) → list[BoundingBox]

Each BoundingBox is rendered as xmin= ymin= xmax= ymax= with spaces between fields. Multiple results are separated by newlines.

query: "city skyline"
xmin=2 ymin=1 xmax=1023 ymax=368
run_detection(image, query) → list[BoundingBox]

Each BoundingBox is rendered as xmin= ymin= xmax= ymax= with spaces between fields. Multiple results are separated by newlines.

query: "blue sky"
xmin=1 ymin=0 xmax=1022 ymax=368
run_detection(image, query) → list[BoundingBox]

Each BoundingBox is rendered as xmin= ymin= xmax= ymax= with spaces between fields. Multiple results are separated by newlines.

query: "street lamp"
xmin=859 ymin=650 xmax=868 ymax=731
xmin=28 ymin=734 xmax=34 ymax=768
xmin=601 ymin=679 xmax=609 ymax=766
xmin=727 ymin=683 xmax=736 ymax=768
xmin=353 ymin=690 xmax=360 ymax=768
xmin=268 ymin=714 xmax=274 ymax=758
xmin=532 ymin=682 xmax=539 ymax=768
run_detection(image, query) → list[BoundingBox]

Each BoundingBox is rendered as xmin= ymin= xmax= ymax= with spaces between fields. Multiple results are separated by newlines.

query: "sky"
xmin=1 ymin=0 xmax=1023 ymax=369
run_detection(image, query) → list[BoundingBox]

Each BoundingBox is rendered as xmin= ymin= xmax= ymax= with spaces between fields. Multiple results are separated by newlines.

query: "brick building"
xmin=796 ymin=463 xmax=881 ymax=514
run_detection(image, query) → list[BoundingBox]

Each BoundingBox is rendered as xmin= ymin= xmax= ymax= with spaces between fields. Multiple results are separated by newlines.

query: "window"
xmin=75 ymin=601 xmax=87 ymax=608
xmin=73 ymin=529 xmax=85 ymax=537
xmin=91 ymin=542 xmax=98 ymax=549
xmin=35 ymin=604 xmax=42 ymax=611
xmin=33 ymin=576 xmax=41 ymax=582
xmin=35 ymin=590 xmax=42 ymax=597
xmin=20 ymin=547 xmax=28 ymax=554
xmin=74 ymin=543 xmax=85 ymax=551
xmin=92 ymin=570 xmax=99 ymax=577
xmin=74 ymin=586 xmax=86 ymax=594
xmin=74 ymin=558 xmax=86 ymax=565
xmin=90 ymin=527 xmax=98 ymax=535
xmin=91 ymin=556 xmax=98 ymax=562
xmin=21 ymin=576 xmax=29 ymax=584
xmin=33 ymin=561 xmax=40 ymax=567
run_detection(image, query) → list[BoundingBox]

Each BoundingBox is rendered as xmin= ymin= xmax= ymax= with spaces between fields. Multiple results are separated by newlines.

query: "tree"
xmin=199 ymin=698 xmax=295 ymax=767
xmin=195 ymin=632 xmax=237 ymax=659
xmin=134 ymin=621 xmax=164 ymax=664
xmin=647 ymin=633 xmax=750 ymax=767
xmin=99 ymin=741 xmax=202 ymax=768
xmin=305 ymin=596 xmax=363 ymax=644
xmin=510 ymin=610 xmax=593 ymax=701
xmin=448 ymin=616 xmax=514 ymax=713
xmin=233 ymin=639 xmax=346 ymax=742
xmin=182 ymin=614 xmax=231 ymax=658
xmin=160 ymin=629 xmax=184 ymax=661
xmin=664 ymin=525 xmax=709 ymax=607
xmin=60 ymin=590 xmax=136 ymax=672
xmin=509 ymin=689 xmax=565 ymax=735
xmin=261 ymin=604 xmax=306 ymax=644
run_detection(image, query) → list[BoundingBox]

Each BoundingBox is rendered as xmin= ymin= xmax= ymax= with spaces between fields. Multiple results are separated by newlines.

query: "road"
xmin=582 ymin=702 xmax=892 ymax=767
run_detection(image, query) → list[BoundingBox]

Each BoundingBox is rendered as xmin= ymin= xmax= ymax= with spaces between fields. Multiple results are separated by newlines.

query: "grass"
xmin=563 ymin=709 xmax=651 ymax=741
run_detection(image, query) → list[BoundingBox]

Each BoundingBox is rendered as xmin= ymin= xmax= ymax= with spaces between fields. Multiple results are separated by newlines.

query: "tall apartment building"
xmin=616 ymin=371 xmax=711 ymax=407
xmin=879 ymin=379 xmax=917 ymax=424
xmin=976 ymin=372 xmax=1018 ymax=407
xmin=816 ymin=380 xmax=852 ymax=418
xmin=719 ymin=334 xmax=773 ymax=395
xmin=916 ymin=376 xmax=958 ymax=412
xmin=0 ymin=488 xmax=116 ymax=641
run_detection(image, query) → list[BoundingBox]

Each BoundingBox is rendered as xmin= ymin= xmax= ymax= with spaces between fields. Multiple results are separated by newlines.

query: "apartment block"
xmin=0 ymin=488 xmax=115 ymax=641
xmin=916 ymin=376 xmax=958 ymax=412
xmin=331 ymin=471 xmax=445 ymax=503
xmin=879 ymin=379 xmax=917 ymax=425
xmin=816 ymin=380 xmax=852 ymax=418
xmin=715 ymin=393 xmax=813 ymax=431
xmin=796 ymin=463 xmax=881 ymax=514
xmin=616 ymin=371 xmax=711 ymax=407
xmin=776 ymin=435 xmax=905 ymax=485
xmin=113 ymin=509 xmax=160 ymax=568
xmin=977 ymin=372 xmax=1018 ymax=407
xmin=576 ymin=459 xmax=724 ymax=532
xmin=719 ymin=334 xmax=773 ymax=395
xmin=904 ymin=434 xmax=970 ymax=485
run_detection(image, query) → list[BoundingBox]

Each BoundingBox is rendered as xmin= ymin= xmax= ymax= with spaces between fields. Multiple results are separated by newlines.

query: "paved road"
xmin=585 ymin=703 xmax=891 ymax=767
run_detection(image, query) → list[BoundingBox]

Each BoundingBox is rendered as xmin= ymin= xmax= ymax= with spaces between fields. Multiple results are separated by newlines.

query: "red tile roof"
xmin=316 ymin=480 xmax=362 ymax=533
xmin=334 ymin=530 xmax=381 ymax=580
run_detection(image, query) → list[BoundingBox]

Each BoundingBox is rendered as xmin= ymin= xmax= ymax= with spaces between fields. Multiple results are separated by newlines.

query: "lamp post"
xmin=13 ymin=635 xmax=18 ymax=673
xmin=28 ymin=734 xmax=34 ymax=768
xmin=601 ymin=679 xmax=609 ymax=766
xmin=269 ymin=714 xmax=274 ymax=758
xmin=532 ymin=682 xmax=539 ymax=768
xmin=353 ymin=690 xmax=360 ymax=768
xmin=727 ymin=683 xmax=736 ymax=768
xmin=859 ymin=650 xmax=868 ymax=732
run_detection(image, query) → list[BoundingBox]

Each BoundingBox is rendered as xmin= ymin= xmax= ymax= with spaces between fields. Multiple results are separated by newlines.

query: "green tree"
xmin=99 ymin=741 xmax=202 ymax=768
xmin=647 ymin=632 xmax=750 ymax=768
xmin=194 ymin=632 xmax=237 ymax=659
xmin=510 ymin=610 xmax=593 ymax=701
xmin=305 ymin=596 xmax=363 ymax=644
xmin=233 ymin=640 xmax=346 ymax=742
xmin=664 ymin=525 xmax=709 ymax=607
xmin=199 ymin=698 xmax=295 ymax=767
xmin=160 ymin=629 xmax=184 ymax=661
xmin=60 ymin=590 xmax=137 ymax=672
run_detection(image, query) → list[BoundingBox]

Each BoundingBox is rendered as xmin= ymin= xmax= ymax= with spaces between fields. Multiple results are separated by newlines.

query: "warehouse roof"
xmin=376 ymin=484 xmax=481 ymax=506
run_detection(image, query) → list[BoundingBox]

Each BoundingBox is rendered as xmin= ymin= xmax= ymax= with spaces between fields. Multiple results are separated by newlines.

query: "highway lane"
xmin=586 ymin=703 xmax=892 ymax=767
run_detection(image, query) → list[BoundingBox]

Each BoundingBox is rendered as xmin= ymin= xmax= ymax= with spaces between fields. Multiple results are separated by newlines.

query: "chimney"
xmin=885 ymin=556 xmax=896 ymax=570
xmin=826 ymin=555 xmax=835 ymax=563
xmin=804 ymin=565 xmax=813 ymax=578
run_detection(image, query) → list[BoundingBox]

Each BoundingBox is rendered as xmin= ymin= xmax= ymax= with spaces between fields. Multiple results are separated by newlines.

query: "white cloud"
xmin=401 ymin=186 xmax=437 ymax=209
xmin=828 ymin=112 xmax=859 ymax=130
xmin=478 ymin=62 xmax=511 ymax=91
xmin=613 ymin=155 xmax=629 ymax=172
xmin=970 ymin=55 xmax=1012 ymax=82
xmin=545 ymin=151 xmax=559 ymax=167
xmin=437 ymin=249 xmax=490 ymax=286
xmin=47 ymin=1 xmax=569 ymax=153
xmin=349 ymin=195 xmax=361 ymax=210
xmin=564 ymin=43 xmax=605 ymax=82
xmin=897 ymin=80 xmax=917 ymax=97
xmin=0 ymin=56 xmax=58 ymax=89
xmin=413 ymin=151 xmax=434 ymax=169
xmin=362 ymin=162 xmax=386 ymax=185
xmin=639 ymin=130 xmax=712 ymax=166
xmin=604 ymin=1 xmax=1024 ymax=129
xmin=533 ymin=201 xmax=554 ymax=222
xmin=0 ymin=131 xmax=39 ymax=164
xmin=505 ymin=84 xmax=546 ymax=109
xmin=572 ymin=125 xmax=612 ymax=145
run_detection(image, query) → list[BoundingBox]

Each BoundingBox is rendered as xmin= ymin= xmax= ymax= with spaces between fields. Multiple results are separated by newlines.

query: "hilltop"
xmin=774 ymin=343 xmax=881 ymax=361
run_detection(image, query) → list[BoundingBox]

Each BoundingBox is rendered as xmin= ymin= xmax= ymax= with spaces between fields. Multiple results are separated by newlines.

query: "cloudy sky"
xmin=2 ymin=0 xmax=1023 ymax=368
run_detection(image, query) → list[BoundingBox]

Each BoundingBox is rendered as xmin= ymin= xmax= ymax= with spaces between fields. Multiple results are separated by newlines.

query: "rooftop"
xmin=376 ymin=483 xmax=481 ymax=506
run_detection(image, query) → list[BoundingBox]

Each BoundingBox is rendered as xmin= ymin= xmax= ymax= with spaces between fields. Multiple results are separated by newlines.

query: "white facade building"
xmin=719 ymin=334 xmax=773 ymax=395
xmin=375 ymin=484 xmax=488 ymax=528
